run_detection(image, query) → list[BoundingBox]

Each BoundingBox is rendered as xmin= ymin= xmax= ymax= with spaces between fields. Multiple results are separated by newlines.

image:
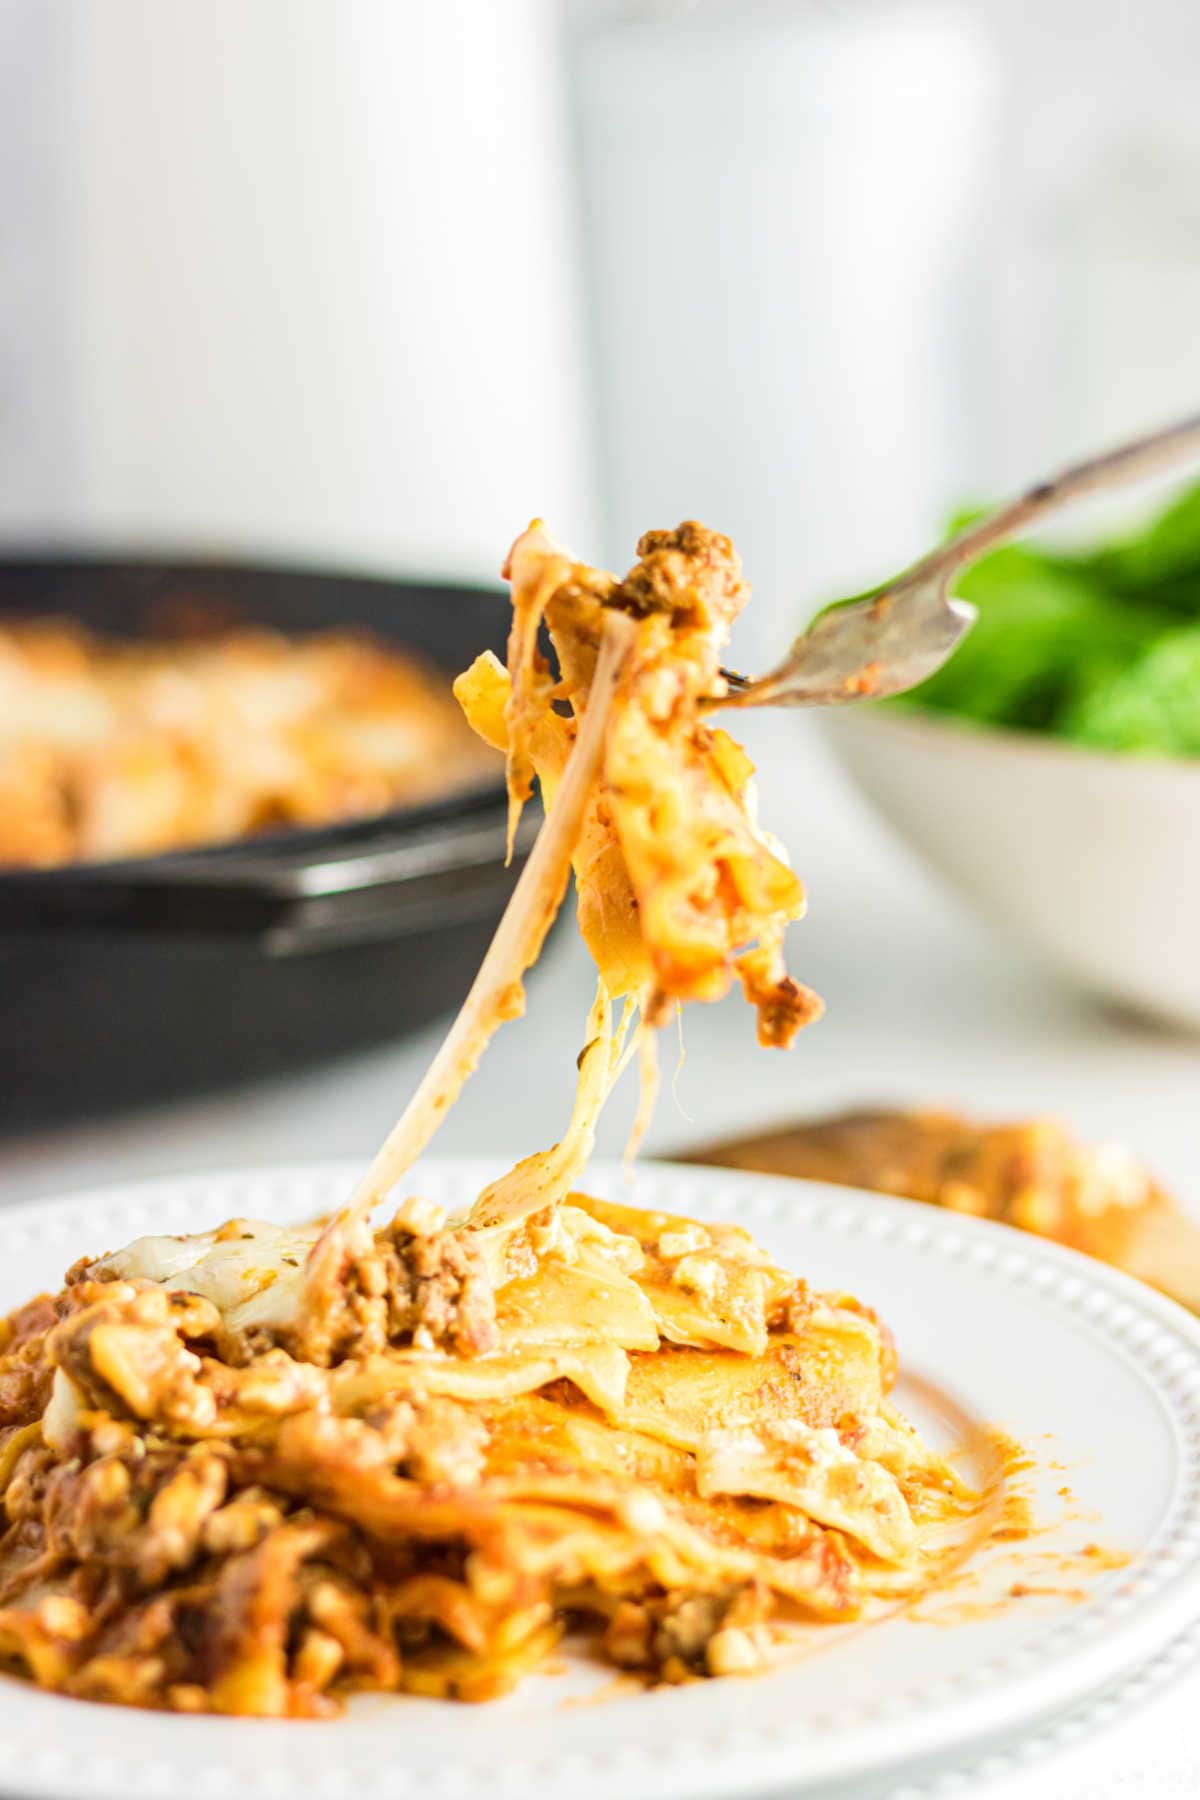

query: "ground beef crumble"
xmin=289 ymin=1216 xmax=497 ymax=1367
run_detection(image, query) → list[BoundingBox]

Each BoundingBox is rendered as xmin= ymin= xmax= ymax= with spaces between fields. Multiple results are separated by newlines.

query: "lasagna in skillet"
xmin=0 ymin=620 xmax=492 ymax=866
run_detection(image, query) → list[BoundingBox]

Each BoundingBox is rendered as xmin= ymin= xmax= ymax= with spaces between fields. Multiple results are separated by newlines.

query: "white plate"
xmin=843 ymin=1614 xmax=1200 ymax=1800
xmin=2 ymin=1158 xmax=1200 ymax=1800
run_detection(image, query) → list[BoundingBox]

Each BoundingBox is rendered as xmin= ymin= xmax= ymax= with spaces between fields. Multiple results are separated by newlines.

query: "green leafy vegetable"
xmin=1064 ymin=625 xmax=1200 ymax=754
xmin=1087 ymin=483 xmax=1200 ymax=606
xmin=893 ymin=480 xmax=1200 ymax=756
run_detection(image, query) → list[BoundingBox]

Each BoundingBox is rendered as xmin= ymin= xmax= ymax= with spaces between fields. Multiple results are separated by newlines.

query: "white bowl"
xmin=824 ymin=706 xmax=1200 ymax=1031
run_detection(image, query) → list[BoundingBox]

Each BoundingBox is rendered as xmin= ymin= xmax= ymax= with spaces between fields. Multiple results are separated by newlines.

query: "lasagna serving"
xmin=0 ymin=524 xmax=975 ymax=1715
xmin=0 ymin=619 xmax=493 ymax=867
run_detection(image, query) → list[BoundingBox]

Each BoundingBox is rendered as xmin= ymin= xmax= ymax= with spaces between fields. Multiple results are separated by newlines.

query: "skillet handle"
xmin=0 ymin=809 xmax=530 ymax=956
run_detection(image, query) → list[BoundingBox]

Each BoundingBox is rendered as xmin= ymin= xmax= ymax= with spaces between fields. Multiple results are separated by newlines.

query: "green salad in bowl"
xmin=893 ymin=480 xmax=1200 ymax=756
xmin=825 ymin=477 xmax=1200 ymax=1027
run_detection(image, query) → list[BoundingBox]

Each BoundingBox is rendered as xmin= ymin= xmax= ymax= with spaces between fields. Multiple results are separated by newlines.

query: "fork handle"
xmin=908 ymin=413 xmax=1200 ymax=590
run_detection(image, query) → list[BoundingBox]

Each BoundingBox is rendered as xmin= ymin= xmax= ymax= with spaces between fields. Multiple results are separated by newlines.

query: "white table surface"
xmin=2 ymin=713 xmax=1198 ymax=1796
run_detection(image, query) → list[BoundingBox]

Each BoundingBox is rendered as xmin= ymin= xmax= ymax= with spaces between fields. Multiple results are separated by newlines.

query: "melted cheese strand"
xmin=467 ymin=979 xmax=641 ymax=1243
xmin=501 ymin=523 xmax=574 ymax=859
xmin=624 ymin=1017 xmax=661 ymax=1166
xmin=340 ymin=610 xmax=636 ymax=1227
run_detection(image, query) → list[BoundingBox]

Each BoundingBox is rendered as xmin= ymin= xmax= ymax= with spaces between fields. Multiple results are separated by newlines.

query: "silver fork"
xmin=713 ymin=414 xmax=1200 ymax=711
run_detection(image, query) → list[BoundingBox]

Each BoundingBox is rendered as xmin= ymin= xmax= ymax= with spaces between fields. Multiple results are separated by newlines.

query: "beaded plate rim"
xmin=0 ymin=1157 xmax=1198 ymax=1800
xmin=878 ymin=1613 xmax=1200 ymax=1800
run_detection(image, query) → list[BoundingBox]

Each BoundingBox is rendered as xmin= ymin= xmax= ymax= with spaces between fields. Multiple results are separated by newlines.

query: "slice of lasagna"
xmin=0 ymin=524 xmax=973 ymax=1716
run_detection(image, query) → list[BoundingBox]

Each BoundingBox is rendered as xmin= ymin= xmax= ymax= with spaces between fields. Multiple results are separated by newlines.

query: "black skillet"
xmin=0 ymin=554 xmax=531 ymax=1128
